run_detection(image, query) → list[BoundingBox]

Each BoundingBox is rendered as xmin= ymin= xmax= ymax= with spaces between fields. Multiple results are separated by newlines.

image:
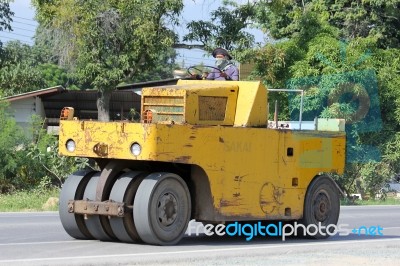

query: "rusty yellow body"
xmin=59 ymin=80 xmax=345 ymax=223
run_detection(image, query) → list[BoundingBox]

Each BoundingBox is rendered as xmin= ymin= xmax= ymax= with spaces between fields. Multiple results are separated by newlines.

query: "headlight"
xmin=66 ymin=139 xmax=76 ymax=152
xmin=130 ymin=142 xmax=141 ymax=156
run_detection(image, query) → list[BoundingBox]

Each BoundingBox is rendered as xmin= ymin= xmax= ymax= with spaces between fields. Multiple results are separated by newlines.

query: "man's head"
xmin=212 ymin=48 xmax=232 ymax=60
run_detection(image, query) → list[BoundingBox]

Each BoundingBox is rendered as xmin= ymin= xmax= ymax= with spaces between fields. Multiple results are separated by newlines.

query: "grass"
xmin=1 ymin=188 xmax=400 ymax=212
xmin=0 ymin=187 xmax=60 ymax=212
xmin=341 ymin=197 xmax=400 ymax=206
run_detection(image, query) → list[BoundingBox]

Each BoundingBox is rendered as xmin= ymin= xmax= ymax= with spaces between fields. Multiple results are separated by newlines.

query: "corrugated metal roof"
xmin=4 ymin=86 xmax=66 ymax=102
xmin=4 ymin=78 xmax=182 ymax=125
xmin=42 ymin=90 xmax=141 ymax=123
xmin=117 ymin=78 xmax=179 ymax=90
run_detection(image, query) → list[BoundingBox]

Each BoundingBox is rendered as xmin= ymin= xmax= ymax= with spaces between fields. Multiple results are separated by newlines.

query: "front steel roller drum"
xmin=59 ymin=170 xmax=96 ymax=240
xmin=109 ymin=171 xmax=146 ymax=243
xmin=134 ymin=172 xmax=191 ymax=245
xmin=83 ymin=173 xmax=116 ymax=241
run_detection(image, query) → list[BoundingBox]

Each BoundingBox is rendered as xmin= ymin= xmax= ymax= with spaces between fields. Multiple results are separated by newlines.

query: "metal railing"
xmin=267 ymin=89 xmax=304 ymax=130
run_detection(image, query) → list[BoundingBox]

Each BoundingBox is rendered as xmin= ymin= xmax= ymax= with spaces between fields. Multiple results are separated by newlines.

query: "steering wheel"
xmin=187 ymin=65 xmax=223 ymax=77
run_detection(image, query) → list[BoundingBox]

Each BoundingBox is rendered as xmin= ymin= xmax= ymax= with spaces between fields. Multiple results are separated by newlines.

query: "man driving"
xmin=204 ymin=47 xmax=239 ymax=81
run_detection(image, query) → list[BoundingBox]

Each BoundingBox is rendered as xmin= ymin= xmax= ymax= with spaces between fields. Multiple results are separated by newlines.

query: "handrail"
xmin=267 ymin=89 xmax=304 ymax=130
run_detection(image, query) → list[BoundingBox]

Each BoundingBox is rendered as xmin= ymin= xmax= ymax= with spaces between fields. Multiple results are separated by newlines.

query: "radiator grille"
xmin=142 ymin=95 xmax=185 ymax=123
xmin=198 ymin=96 xmax=227 ymax=121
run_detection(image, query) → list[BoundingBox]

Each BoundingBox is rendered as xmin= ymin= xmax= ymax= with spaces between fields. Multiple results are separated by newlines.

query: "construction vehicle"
xmin=58 ymin=79 xmax=346 ymax=245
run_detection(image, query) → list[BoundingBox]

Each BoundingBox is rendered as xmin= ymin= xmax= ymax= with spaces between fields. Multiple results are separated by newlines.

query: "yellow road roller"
xmin=58 ymin=80 xmax=345 ymax=245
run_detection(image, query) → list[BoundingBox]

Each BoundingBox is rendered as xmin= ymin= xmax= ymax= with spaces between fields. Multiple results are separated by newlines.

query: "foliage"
xmin=25 ymin=115 xmax=89 ymax=187
xmin=0 ymin=99 xmax=27 ymax=193
xmin=37 ymin=63 xmax=80 ymax=90
xmin=0 ymin=63 xmax=45 ymax=95
xmin=0 ymin=0 xmax=13 ymax=51
xmin=0 ymin=107 xmax=88 ymax=192
xmin=123 ymin=48 xmax=180 ymax=83
xmin=0 ymin=187 xmax=60 ymax=212
xmin=0 ymin=41 xmax=44 ymax=95
xmin=249 ymin=1 xmax=400 ymax=199
xmin=253 ymin=0 xmax=400 ymax=48
xmin=284 ymin=35 xmax=396 ymax=198
xmin=184 ymin=1 xmax=256 ymax=55
xmin=33 ymin=0 xmax=184 ymax=121
xmin=0 ymin=41 xmax=78 ymax=95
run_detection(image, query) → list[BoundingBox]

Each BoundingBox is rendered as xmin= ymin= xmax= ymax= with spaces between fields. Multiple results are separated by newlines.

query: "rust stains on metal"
xmin=274 ymin=188 xmax=283 ymax=199
xmin=85 ymin=130 xmax=92 ymax=143
xmin=234 ymin=176 xmax=244 ymax=182
xmin=69 ymin=200 xmax=127 ymax=217
xmin=93 ymin=142 xmax=109 ymax=157
xmin=174 ymin=156 xmax=192 ymax=163
xmin=219 ymin=199 xmax=241 ymax=207
xmin=259 ymin=182 xmax=284 ymax=215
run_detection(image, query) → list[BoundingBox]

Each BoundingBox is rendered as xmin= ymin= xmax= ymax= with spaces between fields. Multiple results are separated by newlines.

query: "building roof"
xmin=4 ymin=86 xmax=67 ymax=102
xmin=116 ymin=78 xmax=180 ymax=90
xmin=3 ymin=86 xmax=141 ymax=125
xmin=3 ymin=78 xmax=182 ymax=125
xmin=42 ymin=90 xmax=141 ymax=124
xmin=388 ymin=183 xmax=400 ymax=192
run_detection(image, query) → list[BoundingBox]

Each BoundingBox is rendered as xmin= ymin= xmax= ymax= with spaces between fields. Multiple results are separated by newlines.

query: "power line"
xmin=2 ymin=31 xmax=33 ymax=39
xmin=13 ymin=15 xmax=37 ymax=22
xmin=12 ymin=20 xmax=37 ymax=27
xmin=0 ymin=35 xmax=33 ymax=45
xmin=12 ymin=26 xmax=36 ymax=33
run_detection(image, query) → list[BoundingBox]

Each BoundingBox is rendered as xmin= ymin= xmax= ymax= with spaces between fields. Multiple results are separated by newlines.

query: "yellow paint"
xmin=59 ymin=80 xmax=345 ymax=221
xmin=59 ymin=123 xmax=345 ymax=220
xmin=141 ymin=83 xmax=238 ymax=125
xmin=177 ymin=80 xmax=268 ymax=127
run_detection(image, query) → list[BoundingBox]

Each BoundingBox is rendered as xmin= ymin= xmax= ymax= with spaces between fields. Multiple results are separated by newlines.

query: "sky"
xmin=1 ymin=0 xmax=264 ymax=68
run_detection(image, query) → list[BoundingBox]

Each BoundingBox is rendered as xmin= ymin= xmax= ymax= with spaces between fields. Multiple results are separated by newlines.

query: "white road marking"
xmin=0 ymin=240 xmax=93 ymax=246
xmin=0 ymin=238 xmax=399 ymax=264
xmin=0 ymin=213 xmax=58 ymax=218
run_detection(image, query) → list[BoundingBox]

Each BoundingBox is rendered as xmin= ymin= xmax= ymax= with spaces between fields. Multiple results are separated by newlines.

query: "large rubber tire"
xmin=134 ymin=172 xmax=191 ymax=245
xmin=59 ymin=170 xmax=96 ymax=240
xmin=109 ymin=171 xmax=147 ymax=243
xmin=301 ymin=175 xmax=340 ymax=239
xmin=83 ymin=173 xmax=116 ymax=241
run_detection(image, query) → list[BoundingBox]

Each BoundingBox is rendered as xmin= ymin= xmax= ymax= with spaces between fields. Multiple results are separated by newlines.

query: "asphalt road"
xmin=0 ymin=206 xmax=400 ymax=266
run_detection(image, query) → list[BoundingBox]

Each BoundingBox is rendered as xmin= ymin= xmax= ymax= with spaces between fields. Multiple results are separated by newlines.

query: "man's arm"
xmin=225 ymin=66 xmax=239 ymax=81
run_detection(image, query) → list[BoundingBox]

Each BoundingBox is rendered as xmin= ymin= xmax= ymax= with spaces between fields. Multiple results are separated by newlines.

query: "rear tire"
xmin=59 ymin=170 xmax=96 ymax=240
xmin=109 ymin=171 xmax=146 ymax=243
xmin=134 ymin=172 xmax=191 ymax=245
xmin=301 ymin=175 xmax=340 ymax=239
xmin=83 ymin=173 xmax=117 ymax=241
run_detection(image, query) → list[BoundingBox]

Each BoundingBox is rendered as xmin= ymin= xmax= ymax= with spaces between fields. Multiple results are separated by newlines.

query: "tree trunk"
xmin=97 ymin=90 xmax=111 ymax=122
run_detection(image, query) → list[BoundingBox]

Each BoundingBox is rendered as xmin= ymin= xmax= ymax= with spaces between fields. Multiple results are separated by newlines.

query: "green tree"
xmin=0 ymin=0 xmax=13 ymax=52
xmin=126 ymin=47 xmax=180 ymax=83
xmin=250 ymin=2 xmax=400 ymax=198
xmin=0 ymin=98 xmax=27 ymax=192
xmin=183 ymin=0 xmax=255 ymax=57
xmin=0 ymin=41 xmax=78 ymax=94
xmin=25 ymin=116 xmax=89 ymax=187
xmin=0 ymin=107 xmax=89 ymax=192
xmin=33 ymin=0 xmax=183 ymax=121
xmin=253 ymin=0 xmax=400 ymax=48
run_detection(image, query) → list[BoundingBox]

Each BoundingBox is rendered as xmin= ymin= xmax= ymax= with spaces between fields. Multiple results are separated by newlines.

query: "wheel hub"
xmin=314 ymin=192 xmax=330 ymax=222
xmin=157 ymin=192 xmax=178 ymax=226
